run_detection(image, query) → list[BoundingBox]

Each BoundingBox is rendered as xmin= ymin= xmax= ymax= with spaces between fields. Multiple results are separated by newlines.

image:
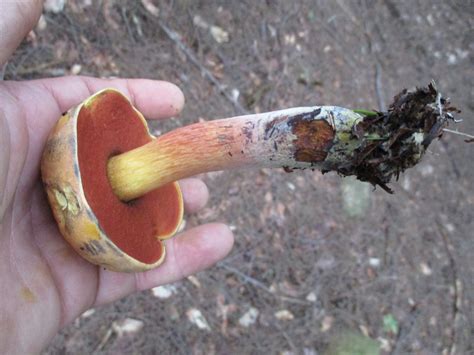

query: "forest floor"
xmin=7 ymin=0 xmax=473 ymax=354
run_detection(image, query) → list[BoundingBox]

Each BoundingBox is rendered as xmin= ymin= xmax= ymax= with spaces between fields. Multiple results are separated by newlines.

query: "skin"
xmin=0 ymin=2 xmax=234 ymax=353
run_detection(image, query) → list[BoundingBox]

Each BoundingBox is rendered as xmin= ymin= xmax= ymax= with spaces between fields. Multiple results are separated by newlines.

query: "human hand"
xmin=0 ymin=2 xmax=234 ymax=353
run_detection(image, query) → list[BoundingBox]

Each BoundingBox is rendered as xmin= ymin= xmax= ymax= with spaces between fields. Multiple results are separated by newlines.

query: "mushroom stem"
xmin=108 ymin=106 xmax=341 ymax=201
xmin=107 ymin=83 xmax=455 ymax=201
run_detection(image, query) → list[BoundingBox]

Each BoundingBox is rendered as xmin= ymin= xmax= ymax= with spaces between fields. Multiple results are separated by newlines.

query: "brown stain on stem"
xmin=290 ymin=118 xmax=335 ymax=163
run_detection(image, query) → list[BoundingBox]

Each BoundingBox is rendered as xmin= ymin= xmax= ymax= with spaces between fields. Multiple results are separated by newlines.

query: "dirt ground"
xmin=6 ymin=0 xmax=473 ymax=354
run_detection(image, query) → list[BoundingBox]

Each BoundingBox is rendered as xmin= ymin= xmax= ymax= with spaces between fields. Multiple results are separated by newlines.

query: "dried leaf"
xmin=187 ymin=275 xmax=201 ymax=288
xmin=359 ymin=324 xmax=370 ymax=337
xmin=210 ymin=26 xmax=229 ymax=44
xmin=112 ymin=318 xmax=144 ymax=337
xmin=44 ymin=0 xmax=66 ymax=13
xmin=81 ymin=308 xmax=95 ymax=318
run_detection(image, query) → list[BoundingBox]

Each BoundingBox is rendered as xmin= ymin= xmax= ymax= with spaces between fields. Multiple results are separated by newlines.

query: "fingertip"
xmin=134 ymin=80 xmax=185 ymax=120
xmin=213 ymin=223 xmax=235 ymax=253
xmin=172 ymin=222 xmax=234 ymax=274
xmin=165 ymin=82 xmax=185 ymax=115
xmin=0 ymin=0 xmax=43 ymax=66
xmin=104 ymin=223 xmax=235 ymax=295
xmin=34 ymin=76 xmax=186 ymax=120
xmin=192 ymin=222 xmax=234 ymax=260
xmin=179 ymin=178 xmax=209 ymax=213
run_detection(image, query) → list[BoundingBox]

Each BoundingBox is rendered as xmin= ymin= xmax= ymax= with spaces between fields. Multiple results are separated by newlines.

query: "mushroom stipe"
xmin=41 ymin=82 xmax=458 ymax=272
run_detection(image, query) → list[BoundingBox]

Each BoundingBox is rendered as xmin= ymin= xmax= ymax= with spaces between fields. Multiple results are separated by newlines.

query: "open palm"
xmin=0 ymin=71 xmax=233 ymax=354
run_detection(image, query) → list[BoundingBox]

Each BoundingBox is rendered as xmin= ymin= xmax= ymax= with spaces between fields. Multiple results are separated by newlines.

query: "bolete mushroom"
xmin=41 ymin=89 xmax=183 ymax=272
xmin=41 ymin=82 xmax=457 ymax=272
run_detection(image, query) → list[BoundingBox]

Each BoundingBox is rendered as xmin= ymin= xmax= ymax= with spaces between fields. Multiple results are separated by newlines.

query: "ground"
xmin=6 ymin=0 xmax=473 ymax=354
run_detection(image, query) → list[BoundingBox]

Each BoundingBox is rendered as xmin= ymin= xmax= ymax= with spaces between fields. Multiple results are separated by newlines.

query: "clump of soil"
xmin=342 ymin=82 xmax=459 ymax=192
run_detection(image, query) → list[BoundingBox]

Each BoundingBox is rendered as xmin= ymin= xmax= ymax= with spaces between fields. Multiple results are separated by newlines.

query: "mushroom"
xmin=41 ymin=83 xmax=456 ymax=272
xmin=41 ymin=89 xmax=183 ymax=272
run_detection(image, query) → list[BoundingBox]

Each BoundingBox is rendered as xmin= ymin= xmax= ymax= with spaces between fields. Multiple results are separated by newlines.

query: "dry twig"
xmin=157 ymin=21 xmax=248 ymax=114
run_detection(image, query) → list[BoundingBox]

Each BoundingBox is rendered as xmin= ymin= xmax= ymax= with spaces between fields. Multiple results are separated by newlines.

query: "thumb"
xmin=0 ymin=109 xmax=11 ymax=220
xmin=0 ymin=0 xmax=44 ymax=67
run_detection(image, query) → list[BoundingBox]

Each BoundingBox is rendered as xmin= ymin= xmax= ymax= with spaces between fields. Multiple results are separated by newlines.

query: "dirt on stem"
xmin=329 ymin=82 xmax=460 ymax=193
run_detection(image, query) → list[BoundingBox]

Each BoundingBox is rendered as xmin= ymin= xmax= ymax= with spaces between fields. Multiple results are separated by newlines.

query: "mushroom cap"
xmin=41 ymin=89 xmax=183 ymax=272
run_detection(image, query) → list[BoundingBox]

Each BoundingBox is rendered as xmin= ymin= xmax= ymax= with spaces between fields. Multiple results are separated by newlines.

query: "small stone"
xmin=321 ymin=315 xmax=334 ymax=332
xmin=264 ymin=191 xmax=273 ymax=203
xmin=444 ymin=223 xmax=455 ymax=233
xmin=447 ymin=53 xmax=457 ymax=65
xmin=210 ymin=26 xmax=229 ymax=43
xmin=186 ymin=309 xmax=211 ymax=331
xmin=369 ymin=258 xmax=381 ymax=267
xmin=284 ymin=34 xmax=296 ymax=45
xmin=36 ymin=15 xmax=47 ymax=31
xmin=70 ymin=64 xmax=82 ymax=75
xmin=420 ymin=262 xmax=433 ymax=276
xmin=238 ymin=307 xmax=259 ymax=327
xmin=426 ymin=14 xmax=435 ymax=26
xmin=151 ymin=285 xmax=177 ymax=299
xmin=231 ymin=89 xmax=240 ymax=101
xmin=44 ymin=0 xmax=65 ymax=13
xmin=274 ymin=310 xmax=294 ymax=321
xmin=306 ymin=292 xmax=317 ymax=302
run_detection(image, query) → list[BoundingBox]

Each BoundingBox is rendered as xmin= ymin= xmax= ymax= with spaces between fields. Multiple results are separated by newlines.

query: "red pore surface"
xmin=77 ymin=90 xmax=181 ymax=264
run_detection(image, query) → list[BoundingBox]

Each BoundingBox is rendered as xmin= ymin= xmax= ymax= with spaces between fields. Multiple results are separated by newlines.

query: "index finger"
xmin=33 ymin=76 xmax=185 ymax=120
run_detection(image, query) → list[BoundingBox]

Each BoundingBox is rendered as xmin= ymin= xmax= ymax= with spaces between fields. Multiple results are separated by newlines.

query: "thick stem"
xmin=107 ymin=106 xmax=352 ymax=201
xmin=108 ymin=83 xmax=454 ymax=201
